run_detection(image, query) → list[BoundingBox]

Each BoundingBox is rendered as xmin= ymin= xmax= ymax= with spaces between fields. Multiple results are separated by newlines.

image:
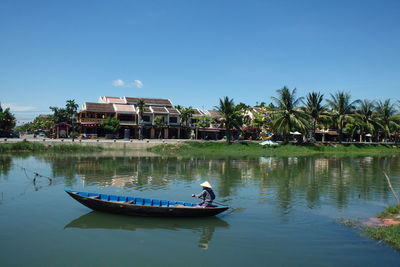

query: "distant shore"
xmin=148 ymin=141 xmax=400 ymax=156
xmin=1 ymin=139 xmax=400 ymax=154
xmin=0 ymin=138 xmax=180 ymax=151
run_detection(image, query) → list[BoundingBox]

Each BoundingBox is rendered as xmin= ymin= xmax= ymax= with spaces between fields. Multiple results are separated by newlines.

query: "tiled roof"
xmin=143 ymin=107 xmax=152 ymax=113
xmin=113 ymin=104 xmax=136 ymax=113
xmin=207 ymin=110 xmax=221 ymax=118
xmin=83 ymin=103 xmax=115 ymax=113
xmin=191 ymin=108 xmax=204 ymax=116
xmin=150 ymin=106 xmax=169 ymax=114
xmin=105 ymin=97 xmax=126 ymax=104
xmin=125 ymin=97 xmax=172 ymax=107
xmin=166 ymin=107 xmax=180 ymax=115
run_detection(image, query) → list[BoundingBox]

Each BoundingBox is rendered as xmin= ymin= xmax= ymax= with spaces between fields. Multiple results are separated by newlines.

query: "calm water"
xmin=1 ymin=152 xmax=400 ymax=266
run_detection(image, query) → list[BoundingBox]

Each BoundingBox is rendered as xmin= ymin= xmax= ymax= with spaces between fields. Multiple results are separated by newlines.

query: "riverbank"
xmin=148 ymin=141 xmax=400 ymax=156
xmin=0 ymin=140 xmax=103 ymax=152
xmin=363 ymin=205 xmax=400 ymax=250
xmin=0 ymin=138 xmax=179 ymax=151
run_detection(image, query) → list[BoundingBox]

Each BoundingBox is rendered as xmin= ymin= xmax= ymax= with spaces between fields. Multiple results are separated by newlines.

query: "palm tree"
xmin=215 ymin=96 xmax=243 ymax=144
xmin=137 ymin=99 xmax=145 ymax=139
xmin=66 ymin=99 xmax=79 ymax=138
xmin=302 ymin=92 xmax=328 ymax=141
xmin=177 ymin=107 xmax=194 ymax=139
xmin=271 ymin=87 xmax=308 ymax=143
xmin=179 ymin=107 xmax=194 ymax=127
xmin=376 ymin=99 xmax=400 ymax=142
xmin=326 ymin=91 xmax=359 ymax=142
xmin=353 ymin=100 xmax=379 ymax=142
xmin=154 ymin=116 xmax=165 ymax=139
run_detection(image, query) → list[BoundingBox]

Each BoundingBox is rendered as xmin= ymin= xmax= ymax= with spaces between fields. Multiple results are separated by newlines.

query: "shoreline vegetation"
xmin=148 ymin=141 xmax=400 ymax=156
xmin=1 ymin=140 xmax=400 ymax=155
xmin=0 ymin=141 xmax=103 ymax=152
xmin=363 ymin=205 xmax=400 ymax=250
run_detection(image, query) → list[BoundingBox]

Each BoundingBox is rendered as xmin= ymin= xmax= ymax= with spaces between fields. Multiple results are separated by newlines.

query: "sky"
xmin=1 ymin=0 xmax=399 ymax=123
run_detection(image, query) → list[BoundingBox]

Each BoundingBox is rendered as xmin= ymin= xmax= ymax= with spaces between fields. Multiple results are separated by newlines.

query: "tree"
xmin=376 ymin=99 xmax=400 ymax=141
xmin=196 ymin=115 xmax=212 ymax=128
xmin=32 ymin=115 xmax=54 ymax=131
xmin=326 ymin=91 xmax=359 ymax=142
xmin=177 ymin=106 xmax=194 ymax=139
xmin=302 ymin=92 xmax=328 ymax=140
xmin=270 ymin=87 xmax=308 ymax=143
xmin=137 ymin=99 xmax=145 ymax=139
xmin=353 ymin=100 xmax=380 ymax=142
xmin=0 ymin=103 xmax=16 ymax=136
xmin=100 ymin=117 xmax=120 ymax=136
xmin=154 ymin=116 xmax=165 ymax=139
xmin=179 ymin=107 xmax=194 ymax=127
xmin=215 ymin=96 xmax=243 ymax=144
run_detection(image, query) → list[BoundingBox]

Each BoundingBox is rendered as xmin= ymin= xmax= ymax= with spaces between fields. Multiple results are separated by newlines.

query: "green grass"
xmin=377 ymin=204 xmax=400 ymax=219
xmin=148 ymin=141 xmax=400 ymax=157
xmin=364 ymin=225 xmax=400 ymax=250
xmin=361 ymin=204 xmax=400 ymax=250
xmin=0 ymin=141 xmax=103 ymax=152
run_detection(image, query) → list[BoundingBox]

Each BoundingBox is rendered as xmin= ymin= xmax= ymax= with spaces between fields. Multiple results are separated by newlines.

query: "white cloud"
xmin=112 ymin=79 xmax=144 ymax=88
xmin=112 ymin=79 xmax=126 ymax=87
xmin=1 ymin=103 xmax=36 ymax=112
xmin=133 ymin=80 xmax=144 ymax=88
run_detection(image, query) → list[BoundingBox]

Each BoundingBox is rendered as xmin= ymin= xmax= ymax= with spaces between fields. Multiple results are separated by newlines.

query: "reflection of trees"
xmin=26 ymin=153 xmax=400 ymax=215
xmin=0 ymin=156 xmax=12 ymax=176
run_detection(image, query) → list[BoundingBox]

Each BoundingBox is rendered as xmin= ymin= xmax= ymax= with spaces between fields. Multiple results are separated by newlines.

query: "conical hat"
xmin=200 ymin=181 xmax=212 ymax=188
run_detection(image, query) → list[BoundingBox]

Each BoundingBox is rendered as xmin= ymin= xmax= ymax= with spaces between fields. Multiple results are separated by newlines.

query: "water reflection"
xmin=65 ymin=211 xmax=229 ymax=250
xmin=5 ymin=153 xmax=400 ymax=215
xmin=0 ymin=156 xmax=12 ymax=176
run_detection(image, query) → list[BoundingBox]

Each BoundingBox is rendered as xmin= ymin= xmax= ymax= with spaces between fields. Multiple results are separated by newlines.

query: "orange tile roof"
xmin=113 ymin=104 xmax=136 ymax=113
xmin=125 ymin=97 xmax=172 ymax=107
xmin=84 ymin=103 xmax=115 ymax=113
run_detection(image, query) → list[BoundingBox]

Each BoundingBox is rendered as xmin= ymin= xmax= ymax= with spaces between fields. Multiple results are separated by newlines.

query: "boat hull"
xmin=66 ymin=190 xmax=229 ymax=217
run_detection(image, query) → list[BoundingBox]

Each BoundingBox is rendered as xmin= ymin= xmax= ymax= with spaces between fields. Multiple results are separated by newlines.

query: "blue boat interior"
xmin=67 ymin=190 xmax=202 ymax=207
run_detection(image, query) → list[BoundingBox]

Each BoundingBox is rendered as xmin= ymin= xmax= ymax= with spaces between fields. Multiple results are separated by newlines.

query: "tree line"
xmin=212 ymin=87 xmax=400 ymax=143
xmin=4 ymin=87 xmax=400 ymax=142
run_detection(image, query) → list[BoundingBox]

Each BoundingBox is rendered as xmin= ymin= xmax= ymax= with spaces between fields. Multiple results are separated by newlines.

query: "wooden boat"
xmin=65 ymin=190 xmax=229 ymax=217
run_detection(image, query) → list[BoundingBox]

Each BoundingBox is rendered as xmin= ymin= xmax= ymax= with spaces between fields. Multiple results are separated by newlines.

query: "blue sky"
xmin=1 ymin=0 xmax=399 ymax=123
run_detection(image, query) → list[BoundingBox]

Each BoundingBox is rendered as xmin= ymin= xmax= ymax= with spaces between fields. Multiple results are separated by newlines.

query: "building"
xmin=78 ymin=96 xmax=182 ymax=139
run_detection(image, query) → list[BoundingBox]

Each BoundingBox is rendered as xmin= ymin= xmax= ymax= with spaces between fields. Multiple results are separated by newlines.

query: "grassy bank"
xmin=363 ymin=204 xmax=400 ymax=250
xmin=148 ymin=141 xmax=400 ymax=156
xmin=0 ymin=141 xmax=103 ymax=152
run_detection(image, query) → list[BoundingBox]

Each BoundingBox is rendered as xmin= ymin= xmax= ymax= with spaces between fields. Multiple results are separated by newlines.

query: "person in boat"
xmin=192 ymin=181 xmax=216 ymax=207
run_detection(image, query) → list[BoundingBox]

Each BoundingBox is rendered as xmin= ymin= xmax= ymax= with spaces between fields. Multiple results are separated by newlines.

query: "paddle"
xmin=191 ymin=195 xmax=228 ymax=206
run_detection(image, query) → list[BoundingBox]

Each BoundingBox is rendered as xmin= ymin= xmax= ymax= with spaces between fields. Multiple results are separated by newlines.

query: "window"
xmin=142 ymin=116 xmax=150 ymax=122
xmin=169 ymin=117 xmax=178 ymax=123
xmin=118 ymin=115 xmax=134 ymax=121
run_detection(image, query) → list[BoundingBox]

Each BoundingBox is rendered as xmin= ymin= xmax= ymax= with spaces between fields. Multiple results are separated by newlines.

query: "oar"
xmin=213 ymin=201 xmax=228 ymax=206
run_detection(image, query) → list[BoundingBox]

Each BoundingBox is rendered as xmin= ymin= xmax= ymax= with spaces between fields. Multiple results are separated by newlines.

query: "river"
xmin=1 ymin=152 xmax=400 ymax=266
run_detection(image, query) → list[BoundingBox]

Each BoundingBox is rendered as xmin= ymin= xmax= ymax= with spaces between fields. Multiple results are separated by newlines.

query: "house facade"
xmin=78 ymin=96 xmax=183 ymax=139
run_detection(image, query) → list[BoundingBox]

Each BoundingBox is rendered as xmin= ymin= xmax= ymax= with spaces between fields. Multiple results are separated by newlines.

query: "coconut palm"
xmin=179 ymin=107 xmax=194 ymax=127
xmin=302 ymin=92 xmax=328 ymax=140
xmin=215 ymin=96 xmax=243 ymax=143
xmin=154 ymin=116 xmax=165 ymax=139
xmin=376 ymin=99 xmax=400 ymax=142
xmin=137 ymin=99 xmax=145 ymax=139
xmin=353 ymin=100 xmax=380 ymax=142
xmin=177 ymin=106 xmax=194 ymax=139
xmin=326 ymin=91 xmax=359 ymax=142
xmin=271 ymin=87 xmax=308 ymax=143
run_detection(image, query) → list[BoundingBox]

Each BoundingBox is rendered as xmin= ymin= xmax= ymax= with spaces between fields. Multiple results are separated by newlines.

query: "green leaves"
xmin=100 ymin=117 xmax=120 ymax=133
